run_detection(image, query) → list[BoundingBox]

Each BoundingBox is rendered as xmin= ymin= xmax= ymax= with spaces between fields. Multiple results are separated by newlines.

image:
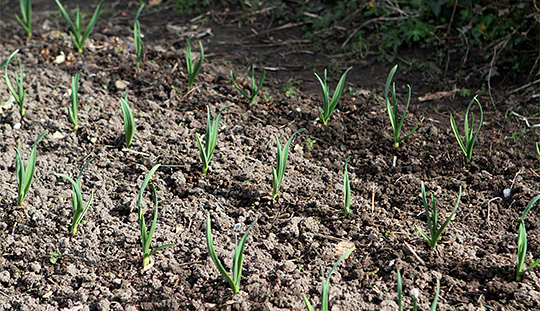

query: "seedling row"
xmin=2 ymin=2 xmax=540 ymax=310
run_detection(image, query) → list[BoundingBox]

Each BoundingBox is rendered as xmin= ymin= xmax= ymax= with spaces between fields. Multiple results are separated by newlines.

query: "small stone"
xmin=65 ymin=264 xmax=77 ymax=276
xmin=280 ymin=261 xmax=296 ymax=273
xmin=428 ymin=125 xmax=438 ymax=136
xmin=96 ymin=299 xmax=110 ymax=311
xmin=29 ymin=262 xmax=41 ymax=273
xmin=53 ymin=52 xmax=65 ymax=64
xmin=0 ymin=271 xmax=10 ymax=283
xmin=115 ymin=80 xmax=129 ymax=90
xmin=52 ymin=131 xmax=65 ymax=139
xmin=410 ymin=288 xmax=420 ymax=299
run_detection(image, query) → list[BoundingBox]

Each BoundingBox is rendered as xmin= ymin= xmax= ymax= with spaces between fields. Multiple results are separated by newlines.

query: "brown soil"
xmin=1 ymin=1 xmax=540 ymax=311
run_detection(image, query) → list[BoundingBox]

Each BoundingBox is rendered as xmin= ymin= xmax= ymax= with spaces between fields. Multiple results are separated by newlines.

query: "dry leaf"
xmin=335 ymin=240 xmax=355 ymax=260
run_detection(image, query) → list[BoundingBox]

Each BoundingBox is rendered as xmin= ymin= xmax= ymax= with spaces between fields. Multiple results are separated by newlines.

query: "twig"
xmin=487 ymin=37 xmax=510 ymax=107
xmin=313 ymin=233 xmax=344 ymax=242
xmin=457 ymin=28 xmax=469 ymax=68
xmin=509 ymin=78 xmax=540 ymax=94
xmin=486 ymin=197 xmax=501 ymax=223
xmin=403 ymin=241 xmax=426 ymax=266
xmin=121 ymin=149 xmax=151 ymax=157
xmin=510 ymin=168 xmax=524 ymax=189
xmin=178 ymin=260 xmax=203 ymax=267
xmin=341 ymin=15 xmax=414 ymax=48
xmin=242 ymin=22 xmax=305 ymax=41
xmin=510 ymin=111 xmax=540 ymax=128
xmin=444 ymin=0 xmax=459 ymax=39
xmin=371 ymin=183 xmax=377 ymax=214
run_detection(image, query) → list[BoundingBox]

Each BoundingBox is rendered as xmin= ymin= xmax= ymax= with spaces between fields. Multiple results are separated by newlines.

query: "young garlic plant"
xmin=67 ymin=71 xmax=81 ymax=131
xmin=195 ymin=105 xmax=232 ymax=175
xmin=137 ymin=164 xmax=175 ymax=268
xmin=314 ymin=67 xmax=352 ymax=125
xmin=272 ymin=128 xmax=305 ymax=199
xmin=133 ymin=4 xmax=145 ymax=68
xmin=15 ymin=0 xmax=32 ymax=42
xmin=385 ymin=65 xmax=418 ymax=147
xmin=206 ymin=215 xmax=257 ymax=295
xmin=4 ymin=49 xmax=26 ymax=118
xmin=186 ymin=35 xmax=204 ymax=90
xmin=516 ymin=195 xmax=540 ymax=281
xmin=397 ymin=270 xmax=440 ymax=311
xmin=120 ymin=93 xmax=135 ymax=148
xmin=450 ymin=95 xmax=483 ymax=163
xmin=55 ymin=0 xmax=104 ymax=53
xmin=15 ymin=130 xmax=48 ymax=206
xmin=302 ymin=246 xmax=356 ymax=311
xmin=414 ymin=182 xmax=462 ymax=249
xmin=231 ymin=65 xmax=266 ymax=104
xmin=55 ymin=158 xmax=94 ymax=236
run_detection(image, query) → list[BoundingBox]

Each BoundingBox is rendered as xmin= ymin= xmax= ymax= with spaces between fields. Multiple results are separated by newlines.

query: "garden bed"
xmin=1 ymin=1 xmax=540 ymax=311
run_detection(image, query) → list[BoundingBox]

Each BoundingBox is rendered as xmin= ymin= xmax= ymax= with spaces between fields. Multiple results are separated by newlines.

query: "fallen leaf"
xmin=335 ymin=240 xmax=355 ymax=260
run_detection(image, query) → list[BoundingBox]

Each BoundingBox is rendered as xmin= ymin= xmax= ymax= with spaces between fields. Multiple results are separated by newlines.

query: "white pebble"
xmin=409 ymin=288 xmax=419 ymax=299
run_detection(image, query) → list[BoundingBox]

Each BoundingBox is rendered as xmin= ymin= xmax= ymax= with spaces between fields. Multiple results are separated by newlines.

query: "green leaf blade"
xmin=205 ymin=216 xmax=237 ymax=293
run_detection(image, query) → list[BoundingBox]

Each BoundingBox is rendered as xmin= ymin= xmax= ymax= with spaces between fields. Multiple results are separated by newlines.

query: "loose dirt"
xmin=1 ymin=1 xmax=540 ymax=311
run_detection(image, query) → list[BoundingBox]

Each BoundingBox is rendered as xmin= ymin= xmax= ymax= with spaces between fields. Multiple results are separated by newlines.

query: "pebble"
xmin=52 ymin=131 xmax=65 ymax=139
xmin=65 ymin=264 xmax=77 ymax=276
xmin=29 ymin=262 xmax=41 ymax=273
xmin=96 ymin=299 xmax=110 ymax=311
xmin=0 ymin=271 xmax=10 ymax=283
xmin=115 ymin=80 xmax=129 ymax=90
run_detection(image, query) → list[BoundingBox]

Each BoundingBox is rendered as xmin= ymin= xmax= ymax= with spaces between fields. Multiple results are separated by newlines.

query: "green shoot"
xmin=384 ymin=65 xmax=418 ymax=147
xmin=516 ymin=195 xmax=540 ymax=281
xmin=186 ymin=35 xmax=204 ymax=90
xmin=134 ymin=4 xmax=145 ymax=68
xmin=206 ymin=215 xmax=257 ymax=295
xmin=314 ymin=67 xmax=352 ymax=125
xmin=120 ymin=93 xmax=134 ymax=148
xmin=195 ymin=105 xmax=232 ymax=175
xmin=4 ymin=50 xmax=26 ymax=118
xmin=230 ymin=65 xmax=266 ymax=104
xmin=414 ymin=182 xmax=462 ymax=249
xmin=67 ymin=71 xmax=81 ymax=131
xmin=343 ymin=156 xmax=351 ymax=218
xmin=450 ymin=95 xmax=483 ymax=163
xmin=15 ymin=0 xmax=32 ymax=41
xmin=411 ymin=288 xmax=418 ymax=311
xmin=55 ymin=158 xmax=94 ymax=236
xmin=430 ymin=280 xmax=440 ymax=311
xmin=536 ymin=142 xmax=540 ymax=158
xmin=302 ymin=246 xmax=355 ymax=311
xmin=137 ymin=164 xmax=175 ymax=268
xmin=49 ymin=252 xmax=62 ymax=264
xmin=55 ymin=0 xmax=104 ymax=53
xmin=405 ymin=278 xmax=440 ymax=311
xmin=397 ymin=270 xmax=403 ymax=311
xmin=15 ymin=130 xmax=48 ymax=206
xmin=272 ymin=128 xmax=305 ymax=199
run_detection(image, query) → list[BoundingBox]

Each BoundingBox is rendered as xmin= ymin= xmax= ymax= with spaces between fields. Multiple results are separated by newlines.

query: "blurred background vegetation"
xmin=173 ymin=0 xmax=539 ymax=92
